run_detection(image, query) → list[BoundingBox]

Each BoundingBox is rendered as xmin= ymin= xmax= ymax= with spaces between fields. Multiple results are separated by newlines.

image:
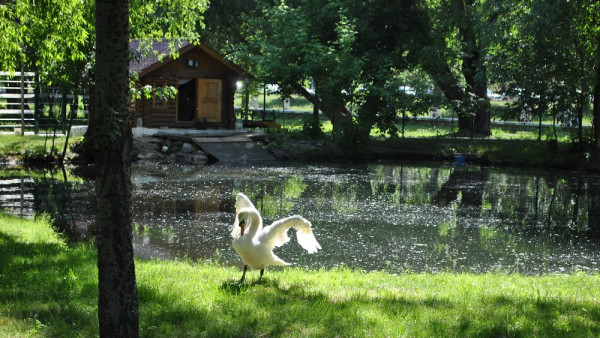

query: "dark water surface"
xmin=2 ymin=162 xmax=600 ymax=274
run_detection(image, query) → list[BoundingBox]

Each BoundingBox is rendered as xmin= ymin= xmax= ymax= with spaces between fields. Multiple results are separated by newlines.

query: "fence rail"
xmin=0 ymin=71 xmax=88 ymax=133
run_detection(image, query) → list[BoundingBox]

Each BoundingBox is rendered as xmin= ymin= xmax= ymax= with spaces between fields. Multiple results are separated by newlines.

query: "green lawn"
xmin=2 ymin=213 xmax=599 ymax=337
xmin=0 ymin=134 xmax=82 ymax=163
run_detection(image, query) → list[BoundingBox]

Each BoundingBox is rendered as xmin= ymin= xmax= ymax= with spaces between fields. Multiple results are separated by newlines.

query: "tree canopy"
xmin=0 ymin=0 xmax=206 ymax=91
xmin=204 ymin=0 xmax=599 ymax=161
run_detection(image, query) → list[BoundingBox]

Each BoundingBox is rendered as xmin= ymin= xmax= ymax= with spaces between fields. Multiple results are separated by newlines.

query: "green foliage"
xmin=23 ymin=144 xmax=58 ymax=163
xmin=0 ymin=0 xmax=94 ymax=91
xmin=488 ymin=0 xmax=600 ymax=137
xmin=301 ymin=115 xmax=323 ymax=140
xmin=0 ymin=0 xmax=207 ymax=92
xmin=130 ymin=0 xmax=207 ymax=43
xmin=212 ymin=0 xmax=430 ymax=143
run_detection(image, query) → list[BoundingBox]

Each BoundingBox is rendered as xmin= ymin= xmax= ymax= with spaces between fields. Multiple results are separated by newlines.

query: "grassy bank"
xmin=2 ymin=213 xmax=600 ymax=337
xmin=278 ymin=131 xmax=584 ymax=169
xmin=240 ymin=111 xmax=588 ymax=168
xmin=0 ymin=134 xmax=82 ymax=164
xmin=0 ymin=119 xmax=588 ymax=169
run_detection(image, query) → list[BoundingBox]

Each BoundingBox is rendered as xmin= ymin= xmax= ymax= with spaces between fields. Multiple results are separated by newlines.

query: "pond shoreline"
xmin=282 ymin=137 xmax=590 ymax=172
xmin=0 ymin=131 xmax=593 ymax=172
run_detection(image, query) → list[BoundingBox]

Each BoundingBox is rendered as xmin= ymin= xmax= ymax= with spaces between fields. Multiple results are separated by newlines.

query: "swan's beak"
xmin=239 ymin=219 xmax=246 ymax=236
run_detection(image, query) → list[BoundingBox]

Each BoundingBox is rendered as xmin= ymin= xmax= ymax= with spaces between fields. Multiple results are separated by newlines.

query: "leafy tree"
xmin=205 ymin=0 xmax=429 ymax=152
xmin=487 ymin=0 xmax=600 ymax=162
xmin=348 ymin=0 xmax=432 ymax=143
xmin=3 ymin=0 xmax=207 ymax=335
xmin=489 ymin=0 xmax=584 ymax=140
xmin=418 ymin=0 xmax=500 ymax=136
xmin=0 ymin=0 xmax=206 ymax=109
xmin=94 ymin=0 xmax=205 ymax=335
xmin=0 ymin=0 xmax=93 ymax=89
xmin=93 ymin=0 xmax=138 ymax=335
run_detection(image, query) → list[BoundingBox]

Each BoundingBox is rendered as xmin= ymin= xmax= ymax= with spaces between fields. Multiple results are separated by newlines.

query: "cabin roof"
xmin=129 ymin=39 xmax=246 ymax=77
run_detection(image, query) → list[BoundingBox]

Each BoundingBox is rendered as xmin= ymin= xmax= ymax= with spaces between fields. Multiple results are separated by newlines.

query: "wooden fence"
xmin=0 ymin=71 xmax=89 ymax=134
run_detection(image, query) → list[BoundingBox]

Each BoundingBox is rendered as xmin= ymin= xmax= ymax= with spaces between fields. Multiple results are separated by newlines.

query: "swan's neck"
xmin=247 ymin=215 xmax=261 ymax=236
xmin=240 ymin=210 xmax=262 ymax=237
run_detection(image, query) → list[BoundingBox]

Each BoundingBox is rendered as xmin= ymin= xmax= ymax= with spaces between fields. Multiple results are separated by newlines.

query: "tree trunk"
xmin=94 ymin=0 xmax=139 ymax=336
xmin=291 ymin=82 xmax=351 ymax=126
xmin=591 ymin=57 xmax=600 ymax=170
xmin=456 ymin=0 xmax=491 ymax=136
xmin=589 ymin=178 xmax=600 ymax=238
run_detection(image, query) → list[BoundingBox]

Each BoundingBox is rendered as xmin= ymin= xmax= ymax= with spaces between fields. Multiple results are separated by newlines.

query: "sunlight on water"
xmin=2 ymin=162 xmax=600 ymax=274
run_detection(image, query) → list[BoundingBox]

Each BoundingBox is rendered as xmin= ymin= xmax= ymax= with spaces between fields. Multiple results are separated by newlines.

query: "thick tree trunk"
xmin=589 ymin=180 xmax=600 ymax=238
xmin=94 ymin=0 xmax=139 ymax=337
xmin=292 ymin=82 xmax=351 ymax=125
xmin=591 ymin=58 xmax=600 ymax=170
xmin=421 ymin=0 xmax=491 ymax=136
xmin=456 ymin=0 xmax=491 ymax=136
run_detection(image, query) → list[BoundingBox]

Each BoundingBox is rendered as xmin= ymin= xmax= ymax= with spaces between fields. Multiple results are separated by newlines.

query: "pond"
xmin=2 ymin=162 xmax=599 ymax=274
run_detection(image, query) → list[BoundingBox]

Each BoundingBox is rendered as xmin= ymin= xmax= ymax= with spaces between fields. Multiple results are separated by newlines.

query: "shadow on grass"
xmin=138 ymin=271 xmax=600 ymax=337
xmin=3 ymin=227 xmax=600 ymax=336
xmin=0 ymin=230 xmax=99 ymax=336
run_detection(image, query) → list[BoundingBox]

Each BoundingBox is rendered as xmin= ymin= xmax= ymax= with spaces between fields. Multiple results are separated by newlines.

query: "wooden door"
xmin=196 ymin=79 xmax=222 ymax=122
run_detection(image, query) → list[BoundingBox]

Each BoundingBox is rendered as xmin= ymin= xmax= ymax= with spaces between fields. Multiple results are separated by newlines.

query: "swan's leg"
xmin=258 ymin=269 xmax=264 ymax=282
xmin=239 ymin=265 xmax=248 ymax=283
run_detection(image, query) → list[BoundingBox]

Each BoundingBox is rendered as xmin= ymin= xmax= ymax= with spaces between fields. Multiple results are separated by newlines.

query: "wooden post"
xmin=34 ymin=73 xmax=40 ymax=134
xmin=243 ymin=81 xmax=249 ymax=120
xmin=61 ymin=93 xmax=67 ymax=134
xmin=262 ymin=84 xmax=266 ymax=122
xmin=20 ymin=63 xmax=25 ymax=135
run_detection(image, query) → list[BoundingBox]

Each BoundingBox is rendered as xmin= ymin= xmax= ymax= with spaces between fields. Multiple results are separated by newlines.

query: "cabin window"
xmin=152 ymin=80 xmax=168 ymax=109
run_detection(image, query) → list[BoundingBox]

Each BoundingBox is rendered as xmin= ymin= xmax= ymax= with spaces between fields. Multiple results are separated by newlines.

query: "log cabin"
xmin=129 ymin=40 xmax=247 ymax=129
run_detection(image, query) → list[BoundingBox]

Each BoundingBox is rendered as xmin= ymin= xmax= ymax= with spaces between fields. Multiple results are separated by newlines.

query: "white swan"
xmin=230 ymin=192 xmax=321 ymax=282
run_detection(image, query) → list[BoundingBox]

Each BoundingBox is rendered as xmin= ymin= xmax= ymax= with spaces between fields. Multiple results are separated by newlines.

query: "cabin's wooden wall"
xmin=134 ymin=46 xmax=242 ymax=129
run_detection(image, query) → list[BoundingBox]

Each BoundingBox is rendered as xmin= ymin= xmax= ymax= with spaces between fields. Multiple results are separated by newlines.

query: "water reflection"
xmin=1 ymin=163 xmax=600 ymax=274
xmin=0 ymin=169 xmax=94 ymax=241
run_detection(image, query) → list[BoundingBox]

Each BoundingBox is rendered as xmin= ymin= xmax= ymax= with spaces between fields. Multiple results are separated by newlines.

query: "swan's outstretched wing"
xmin=259 ymin=215 xmax=321 ymax=253
xmin=235 ymin=193 xmax=255 ymax=214
xmin=230 ymin=193 xmax=259 ymax=238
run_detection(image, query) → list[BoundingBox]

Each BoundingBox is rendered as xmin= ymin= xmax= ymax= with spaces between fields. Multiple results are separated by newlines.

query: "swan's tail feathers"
xmin=271 ymin=253 xmax=291 ymax=267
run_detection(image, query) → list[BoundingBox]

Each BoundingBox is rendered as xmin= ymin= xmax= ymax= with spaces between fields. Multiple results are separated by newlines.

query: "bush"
xmin=23 ymin=145 xmax=58 ymax=163
xmin=301 ymin=115 xmax=323 ymax=140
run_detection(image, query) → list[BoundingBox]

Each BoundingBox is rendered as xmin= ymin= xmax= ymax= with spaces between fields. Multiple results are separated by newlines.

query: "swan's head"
xmin=239 ymin=219 xmax=246 ymax=236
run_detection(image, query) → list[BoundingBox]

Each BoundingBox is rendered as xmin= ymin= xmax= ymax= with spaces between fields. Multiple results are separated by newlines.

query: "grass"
xmin=236 ymin=93 xmax=594 ymax=127
xmin=260 ymin=113 xmax=585 ymax=168
xmin=2 ymin=212 xmax=600 ymax=337
xmin=0 ymin=135 xmax=82 ymax=164
xmin=244 ymin=108 xmax=582 ymax=141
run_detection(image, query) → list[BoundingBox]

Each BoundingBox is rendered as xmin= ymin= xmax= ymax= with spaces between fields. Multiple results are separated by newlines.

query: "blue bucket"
xmin=454 ymin=155 xmax=467 ymax=166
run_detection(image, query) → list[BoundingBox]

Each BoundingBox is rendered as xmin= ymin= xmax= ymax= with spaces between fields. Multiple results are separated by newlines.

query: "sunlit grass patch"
xmin=2 ymin=213 xmax=600 ymax=337
xmin=0 ymin=135 xmax=82 ymax=159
